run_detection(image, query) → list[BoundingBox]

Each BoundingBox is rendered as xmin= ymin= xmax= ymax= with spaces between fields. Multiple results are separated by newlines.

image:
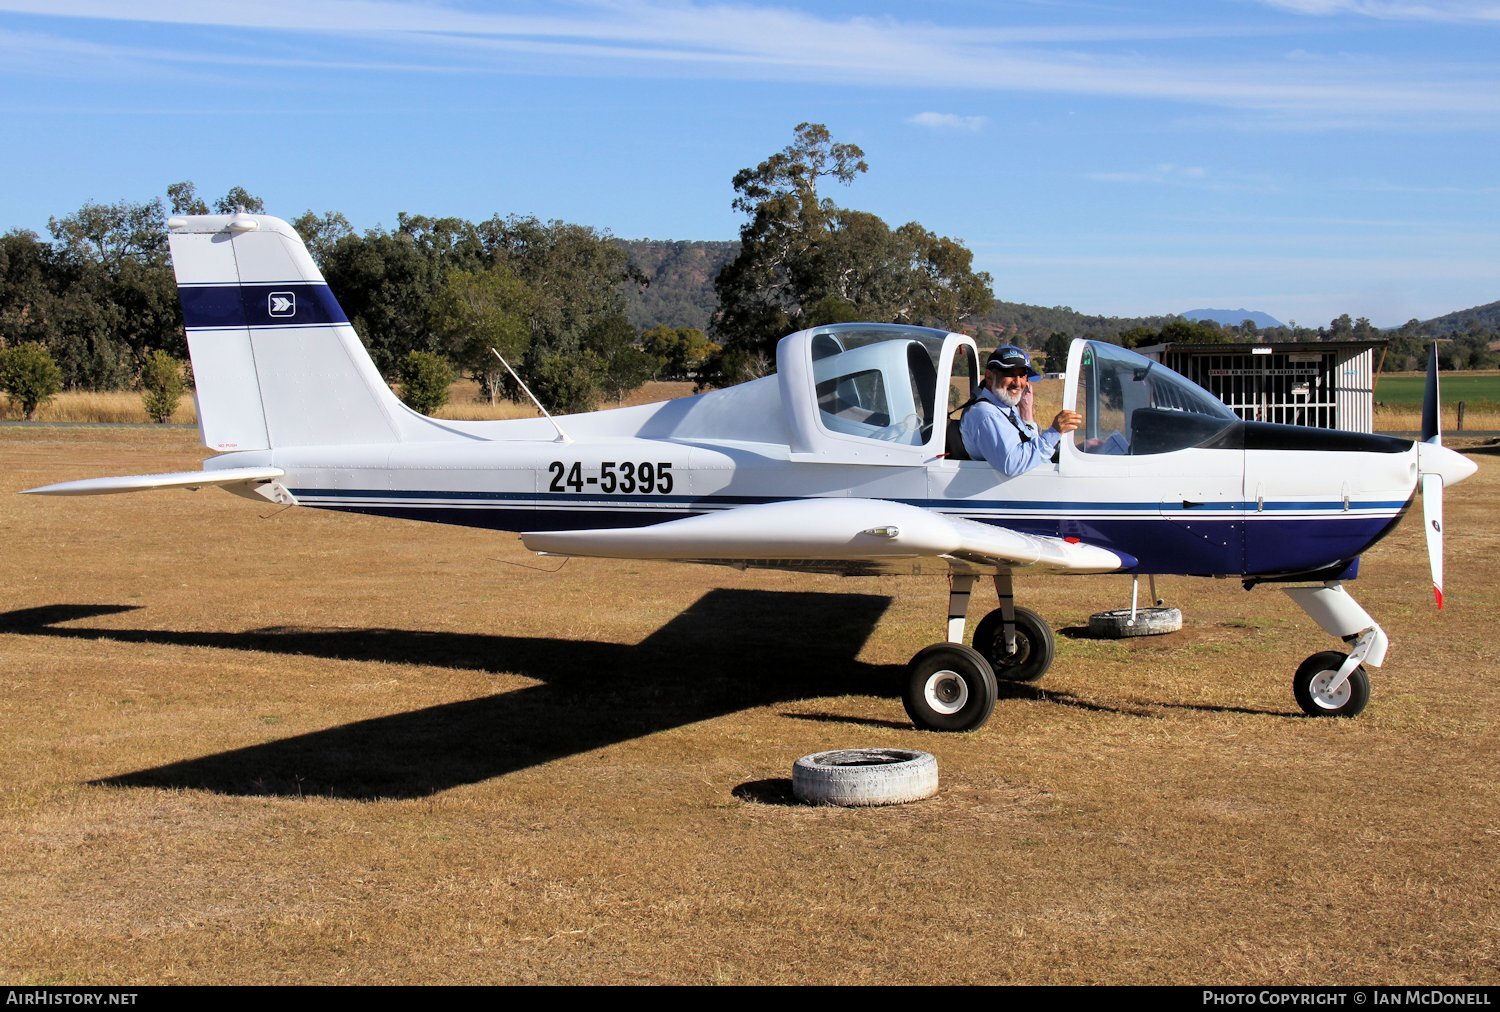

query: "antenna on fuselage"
xmin=490 ymin=348 xmax=572 ymax=444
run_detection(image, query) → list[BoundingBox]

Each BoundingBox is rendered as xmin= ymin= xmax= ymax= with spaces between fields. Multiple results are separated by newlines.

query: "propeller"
xmin=1414 ymin=342 xmax=1478 ymax=609
xmin=1422 ymin=342 xmax=1443 ymax=607
xmin=1421 ymin=472 xmax=1444 ymax=609
xmin=1421 ymin=341 xmax=1441 ymax=444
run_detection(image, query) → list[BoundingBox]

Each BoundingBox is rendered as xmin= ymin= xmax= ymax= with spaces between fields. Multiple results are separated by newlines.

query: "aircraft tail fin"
xmin=168 ymin=213 xmax=410 ymax=451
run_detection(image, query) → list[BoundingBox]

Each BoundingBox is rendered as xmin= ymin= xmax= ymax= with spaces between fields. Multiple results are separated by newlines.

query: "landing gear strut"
xmin=902 ymin=572 xmax=1056 ymax=731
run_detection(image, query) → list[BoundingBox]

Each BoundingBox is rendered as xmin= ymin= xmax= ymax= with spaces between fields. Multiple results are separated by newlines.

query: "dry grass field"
xmin=1 ymin=427 xmax=1496 ymax=985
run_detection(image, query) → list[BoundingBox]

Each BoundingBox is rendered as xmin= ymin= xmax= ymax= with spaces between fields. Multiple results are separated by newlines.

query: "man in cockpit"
xmin=961 ymin=345 xmax=1082 ymax=478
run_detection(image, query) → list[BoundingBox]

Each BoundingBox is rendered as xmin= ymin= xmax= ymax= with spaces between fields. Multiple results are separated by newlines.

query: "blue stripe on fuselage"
xmin=288 ymin=487 xmax=1409 ymax=514
xmin=289 ymin=487 xmax=1408 ymax=576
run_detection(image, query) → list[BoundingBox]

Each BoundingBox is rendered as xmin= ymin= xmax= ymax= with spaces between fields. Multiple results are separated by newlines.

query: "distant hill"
xmin=1182 ymin=308 xmax=1285 ymax=329
xmin=1419 ymin=300 xmax=1500 ymax=336
xmin=612 ymin=242 xmax=1497 ymax=350
xmin=617 ymin=239 xmax=737 ymax=332
xmin=614 ymin=240 xmax=1177 ymax=339
xmin=976 ymin=301 xmax=1170 ymax=342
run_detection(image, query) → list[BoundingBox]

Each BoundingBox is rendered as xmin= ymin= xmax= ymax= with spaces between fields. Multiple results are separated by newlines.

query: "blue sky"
xmin=1 ymin=0 xmax=1497 ymax=328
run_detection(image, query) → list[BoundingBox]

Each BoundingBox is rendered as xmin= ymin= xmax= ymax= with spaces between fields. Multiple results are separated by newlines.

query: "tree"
xmin=48 ymin=199 xmax=167 ymax=268
xmin=396 ymin=350 xmax=454 ymax=415
xmin=167 ymin=181 xmax=209 ymax=215
xmin=214 ymin=186 xmax=266 ymax=214
xmin=528 ymin=349 xmax=603 ymax=415
xmin=0 ymin=230 xmax=61 ymax=350
xmin=711 ymin=123 xmax=993 ymax=380
xmin=1040 ymin=332 xmax=1072 ymax=372
xmin=139 ymin=349 xmax=186 ymax=423
xmin=45 ymin=196 xmax=181 ymax=384
xmin=713 ymin=123 xmax=868 ymax=358
xmin=478 ymin=215 xmax=645 ymax=356
xmin=641 ymin=325 xmax=718 ymax=379
xmin=582 ymin=313 xmax=654 ymax=404
xmin=0 ymin=342 xmax=63 ymax=419
xmin=1119 ymin=317 xmax=1230 ymax=349
xmin=290 ymin=210 xmax=354 ymax=266
xmin=429 ymin=264 xmax=533 ymax=404
xmin=1326 ymin=313 xmax=1353 ymax=340
xmin=319 ymin=228 xmax=449 ymax=375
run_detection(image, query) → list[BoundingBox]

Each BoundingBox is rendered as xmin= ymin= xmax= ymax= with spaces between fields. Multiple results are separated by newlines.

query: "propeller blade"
xmin=1421 ymin=473 xmax=1445 ymax=609
xmin=1421 ymin=342 xmax=1441 ymax=444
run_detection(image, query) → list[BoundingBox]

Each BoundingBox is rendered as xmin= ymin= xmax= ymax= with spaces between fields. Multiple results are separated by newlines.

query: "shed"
xmin=1133 ymin=340 xmax=1386 ymax=433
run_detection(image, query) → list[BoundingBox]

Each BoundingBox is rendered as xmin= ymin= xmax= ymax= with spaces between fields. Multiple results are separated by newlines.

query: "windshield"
xmin=1077 ymin=341 xmax=1237 ymax=455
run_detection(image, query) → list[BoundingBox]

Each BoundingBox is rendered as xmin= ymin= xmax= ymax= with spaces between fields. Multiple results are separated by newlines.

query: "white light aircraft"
xmin=24 ymin=213 xmax=1479 ymax=731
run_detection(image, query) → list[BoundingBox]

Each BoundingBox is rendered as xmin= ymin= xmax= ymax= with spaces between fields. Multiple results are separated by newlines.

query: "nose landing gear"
xmin=1284 ymin=582 xmax=1386 ymax=718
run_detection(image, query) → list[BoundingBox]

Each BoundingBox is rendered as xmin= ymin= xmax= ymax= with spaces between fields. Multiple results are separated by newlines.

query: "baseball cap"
xmin=986 ymin=345 xmax=1040 ymax=379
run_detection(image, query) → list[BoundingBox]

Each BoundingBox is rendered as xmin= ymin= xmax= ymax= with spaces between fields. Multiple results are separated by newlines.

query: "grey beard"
xmin=992 ymin=386 xmax=1020 ymax=408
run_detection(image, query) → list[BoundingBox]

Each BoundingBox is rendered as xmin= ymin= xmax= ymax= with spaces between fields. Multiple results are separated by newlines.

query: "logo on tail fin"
xmin=268 ymin=292 xmax=296 ymax=317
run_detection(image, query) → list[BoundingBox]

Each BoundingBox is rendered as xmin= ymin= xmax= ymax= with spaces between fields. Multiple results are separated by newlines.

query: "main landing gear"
xmin=902 ymin=572 xmax=1054 ymax=732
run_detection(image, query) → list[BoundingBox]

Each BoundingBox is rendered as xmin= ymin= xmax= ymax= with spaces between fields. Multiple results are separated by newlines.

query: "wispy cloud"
xmin=908 ymin=112 xmax=986 ymax=132
xmin=1344 ymin=179 xmax=1500 ymax=194
xmin=1084 ymin=163 xmax=1208 ymax=184
xmin=1258 ymin=0 xmax=1500 ymax=23
xmin=1 ymin=1 xmax=1497 ymax=126
xmin=1079 ymin=164 xmax=1284 ymax=192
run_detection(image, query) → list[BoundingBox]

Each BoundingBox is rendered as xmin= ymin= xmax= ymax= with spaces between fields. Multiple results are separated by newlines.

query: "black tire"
xmin=971 ymin=606 xmax=1056 ymax=683
xmin=1293 ymin=651 xmax=1370 ymax=718
xmin=791 ymin=749 xmax=938 ymax=806
xmin=1087 ymin=607 xmax=1182 ymax=639
xmin=903 ymin=643 xmax=998 ymax=732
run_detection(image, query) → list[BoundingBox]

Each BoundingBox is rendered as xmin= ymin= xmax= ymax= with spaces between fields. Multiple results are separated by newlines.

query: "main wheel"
xmin=1293 ymin=651 xmax=1370 ymax=718
xmin=903 ymin=643 xmax=998 ymax=732
xmin=971 ymin=606 xmax=1055 ymax=683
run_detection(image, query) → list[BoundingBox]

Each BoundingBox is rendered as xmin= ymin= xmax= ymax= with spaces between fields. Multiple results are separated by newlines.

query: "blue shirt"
xmin=960 ymin=387 xmax=1062 ymax=478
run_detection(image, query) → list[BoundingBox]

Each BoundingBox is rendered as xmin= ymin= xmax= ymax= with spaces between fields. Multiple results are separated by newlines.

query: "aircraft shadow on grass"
xmin=1 ymin=591 xmax=905 ymax=800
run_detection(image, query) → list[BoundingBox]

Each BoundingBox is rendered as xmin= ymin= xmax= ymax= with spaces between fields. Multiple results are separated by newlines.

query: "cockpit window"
xmin=809 ymin=326 xmax=945 ymax=446
xmin=817 ymin=369 xmax=890 ymax=428
xmin=1077 ymin=341 xmax=1236 ymax=455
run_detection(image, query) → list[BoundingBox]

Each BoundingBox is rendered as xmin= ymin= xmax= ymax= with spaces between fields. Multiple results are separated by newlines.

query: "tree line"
xmin=3 ymin=124 xmax=1494 ymax=421
xmin=0 ymin=126 xmax=995 ymax=415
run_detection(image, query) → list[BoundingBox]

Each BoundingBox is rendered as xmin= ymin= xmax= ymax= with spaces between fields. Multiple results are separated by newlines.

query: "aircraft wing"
xmin=21 ymin=467 xmax=285 ymax=497
xmin=522 ymin=498 xmax=1128 ymax=574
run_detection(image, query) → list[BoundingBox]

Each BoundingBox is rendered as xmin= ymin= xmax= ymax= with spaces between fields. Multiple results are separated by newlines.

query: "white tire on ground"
xmin=1087 ymin=607 xmax=1182 ymax=638
xmin=791 ymin=748 xmax=938 ymax=807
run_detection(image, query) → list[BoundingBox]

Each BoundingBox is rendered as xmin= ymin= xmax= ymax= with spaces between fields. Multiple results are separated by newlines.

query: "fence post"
xmin=1457 ymin=400 xmax=1466 ymax=432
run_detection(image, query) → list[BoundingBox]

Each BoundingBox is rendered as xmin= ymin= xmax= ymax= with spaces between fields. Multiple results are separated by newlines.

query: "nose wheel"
xmin=1293 ymin=651 xmax=1370 ymax=717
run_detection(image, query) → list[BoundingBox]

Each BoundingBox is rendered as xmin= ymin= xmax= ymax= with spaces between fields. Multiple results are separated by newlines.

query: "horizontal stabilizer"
xmin=22 ymin=466 xmax=285 ymax=497
xmin=522 ymin=498 xmax=1127 ymax=574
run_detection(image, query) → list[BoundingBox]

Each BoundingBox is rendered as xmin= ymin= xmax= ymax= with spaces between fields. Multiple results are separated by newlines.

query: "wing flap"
xmin=22 ymin=466 xmax=285 ymax=497
xmin=522 ymin=498 xmax=1127 ymax=574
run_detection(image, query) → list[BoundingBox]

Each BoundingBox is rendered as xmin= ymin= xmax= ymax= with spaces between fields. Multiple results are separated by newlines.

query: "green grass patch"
xmin=1374 ymin=372 xmax=1500 ymax=407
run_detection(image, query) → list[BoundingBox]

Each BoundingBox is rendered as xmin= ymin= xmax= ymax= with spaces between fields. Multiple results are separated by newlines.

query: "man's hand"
xmin=1050 ymin=409 xmax=1082 ymax=434
xmin=1017 ymin=385 xmax=1035 ymax=423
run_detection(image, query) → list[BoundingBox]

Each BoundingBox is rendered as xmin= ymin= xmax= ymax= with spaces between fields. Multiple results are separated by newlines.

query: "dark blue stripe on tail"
xmin=179 ymin=283 xmax=349 ymax=329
